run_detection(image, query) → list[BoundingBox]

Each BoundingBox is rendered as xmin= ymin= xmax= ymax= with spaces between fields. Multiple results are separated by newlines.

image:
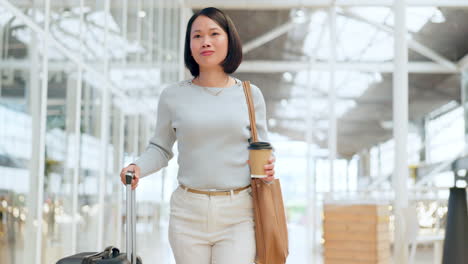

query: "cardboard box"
xmin=323 ymin=203 xmax=391 ymax=264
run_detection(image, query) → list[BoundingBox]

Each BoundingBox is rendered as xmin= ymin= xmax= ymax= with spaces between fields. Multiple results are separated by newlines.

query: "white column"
xmin=65 ymin=74 xmax=82 ymax=255
xmin=83 ymin=82 xmax=91 ymax=134
xmin=345 ymin=159 xmax=350 ymax=192
xmin=179 ymin=7 xmax=185 ymax=81
xmin=136 ymin=0 xmax=142 ymax=62
xmin=33 ymin=0 xmax=50 ymax=262
xmin=165 ymin=1 xmax=171 ymax=83
xmin=359 ymin=149 xmax=371 ymax=180
xmin=168 ymin=1 xmax=173 ymax=81
xmin=304 ymin=13 xmax=327 ymax=264
xmin=138 ymin=114 xmax=149 ymax=155
xmin=462 ymin=71 xmax=468 ymax=154
xmin=157 ymin=0 xmax=163 ymax=68
xmin=173 ymin=0 xmax=178 ymax=82
xmin=179 ymin=7 xmax=193 ymax=81
xmin=122 ymin=0 xmax=128 ymax=67
xmin=424 ymin=116 xmax=431 ymax=163
xmin=128 ymin=116 xmax=140 ymax=157
xmin=69 ymin=0 xmax=85 ymax=254
xmin=148 ymin=0 xmax=154 ymax=63
xmin=25 ymin=0 xmax=40 ymax=261
xmin=0 ymin=25 xmax=3 ymax=97
xmin=393 ymin=0 xmax=409 ymax=263
xmin=117 ymin=0 xmax=128 ymax=249
xmin=112 ymin=107 xmax=125 ymax=248
xmin=328 ymin=6 xmax=337 ymax=194
xmin=160 ymin=0 xmax=165 ymax=83
xmin=378 ymin=144 xmax=382 ymax=179
xmin=305 ymin=59 xmax=315 ymax=264
xmin=97 ymin=0 xmax=111 ymax=250
xmin=38 ymin=0 xmax=50 ymax=262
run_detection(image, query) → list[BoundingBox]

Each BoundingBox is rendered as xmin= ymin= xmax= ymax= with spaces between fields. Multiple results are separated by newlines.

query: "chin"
xmin=198 ymin=60 xmax=223 ymax=68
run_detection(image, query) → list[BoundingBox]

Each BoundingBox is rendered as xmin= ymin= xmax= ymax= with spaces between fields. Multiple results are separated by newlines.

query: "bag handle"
xmin=242 ymin=81 xmax=259 ymax=143
xmin=82 ymin=246 xmax=119 ymax=264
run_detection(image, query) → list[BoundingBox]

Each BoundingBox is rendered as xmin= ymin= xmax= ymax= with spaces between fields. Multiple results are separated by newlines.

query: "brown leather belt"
xmin=180 ymin=184 xmax=250 ymax=196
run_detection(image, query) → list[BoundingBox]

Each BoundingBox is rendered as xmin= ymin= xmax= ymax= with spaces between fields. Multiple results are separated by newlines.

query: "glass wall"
xmin=0 ymin=0 xmax=181 ymax=263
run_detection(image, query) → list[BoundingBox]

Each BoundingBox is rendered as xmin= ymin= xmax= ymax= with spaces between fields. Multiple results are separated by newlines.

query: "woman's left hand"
xmin=262 ymin=156 xmax=276 ymax=182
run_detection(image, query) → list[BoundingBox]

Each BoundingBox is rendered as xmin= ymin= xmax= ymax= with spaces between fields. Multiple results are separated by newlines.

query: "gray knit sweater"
xmin=133 ymin=77 xmax=270 ymax=190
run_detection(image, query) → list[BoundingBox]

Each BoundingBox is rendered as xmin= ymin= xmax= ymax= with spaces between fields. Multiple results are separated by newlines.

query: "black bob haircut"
xmin=184 ymin=7 xmax=243 ymax=77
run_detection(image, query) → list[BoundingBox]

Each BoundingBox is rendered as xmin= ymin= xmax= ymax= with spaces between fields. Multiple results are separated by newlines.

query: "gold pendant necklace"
xmin=202 ymin=86 xmax=224 ymax=96
xmin=191 ymin=76 xmax=232 ymax=96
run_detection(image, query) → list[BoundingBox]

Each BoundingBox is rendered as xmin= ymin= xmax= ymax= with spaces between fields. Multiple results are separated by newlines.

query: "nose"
xmin=201 ymin=38 xmax=211 ymax=48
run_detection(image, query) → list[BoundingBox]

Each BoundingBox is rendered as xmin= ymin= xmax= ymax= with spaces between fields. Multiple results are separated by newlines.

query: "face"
xmin=190 ymin=15 xmax=229 ymax=71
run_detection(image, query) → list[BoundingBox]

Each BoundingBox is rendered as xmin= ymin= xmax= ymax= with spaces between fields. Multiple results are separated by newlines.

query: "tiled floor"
xmin=135 ymin=222 xmax=436 ymax=264
xmin=0 ymin=222 xmax=440 ymax=264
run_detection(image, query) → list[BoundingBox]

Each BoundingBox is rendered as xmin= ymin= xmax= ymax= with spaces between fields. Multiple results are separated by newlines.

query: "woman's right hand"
xmin=120 ymin=164 xmax=141 ymax=190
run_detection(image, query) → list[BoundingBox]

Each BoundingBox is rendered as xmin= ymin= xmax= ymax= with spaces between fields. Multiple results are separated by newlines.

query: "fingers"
xmin=264 ymin=163 xmax=274 ymax=177
xmin=263 ymin=175 xmax=275 ymax=182
xmin=131 ymin=175 xmax=139 ymax=190
xmin=120 ymin=167 xmax=128 ymax=185
xmin=247 ymin=158 xmax=276 ymax=178
xmin=264 ymin=156 xmax=275 ymax=169
xmin=120 ymin=164 xmax=141 ymax=190
xmin=264 ymin=156 xmax=275 ymax=178
xmin=265 ymin=169 xmax=275 ymax=176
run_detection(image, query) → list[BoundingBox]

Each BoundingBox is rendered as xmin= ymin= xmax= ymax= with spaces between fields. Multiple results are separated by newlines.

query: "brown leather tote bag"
xmin=242 ymin=81 xmax=289 ymax=264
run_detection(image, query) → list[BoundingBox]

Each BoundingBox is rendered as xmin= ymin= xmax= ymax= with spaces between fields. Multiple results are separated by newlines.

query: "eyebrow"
xmin=192 ymin=27 xmax=220 ymax=33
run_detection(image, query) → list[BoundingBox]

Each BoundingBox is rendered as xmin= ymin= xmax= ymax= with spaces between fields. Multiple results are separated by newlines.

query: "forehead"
xmin=191 ymin=16 xmax=222 ymax=33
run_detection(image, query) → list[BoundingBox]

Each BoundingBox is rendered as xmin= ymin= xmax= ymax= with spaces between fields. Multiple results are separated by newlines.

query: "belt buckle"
xmin=205 ymin=189 xmax=216 ymax=196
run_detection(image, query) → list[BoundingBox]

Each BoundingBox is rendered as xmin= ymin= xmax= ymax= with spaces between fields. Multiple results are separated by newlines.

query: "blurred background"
xmin=0 ymin=0 xmax=467 ymax=263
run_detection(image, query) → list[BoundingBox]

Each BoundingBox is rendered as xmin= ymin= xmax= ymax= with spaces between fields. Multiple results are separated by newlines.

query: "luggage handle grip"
xmin=125 ymin=171 xmax=134 ymax=185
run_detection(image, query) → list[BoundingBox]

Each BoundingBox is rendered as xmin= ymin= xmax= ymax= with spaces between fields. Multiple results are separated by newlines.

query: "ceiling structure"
xmin=1 ymin=1 xmax=468 ymax=159
xmin=225 ymin=6 xmax=468 ymax=158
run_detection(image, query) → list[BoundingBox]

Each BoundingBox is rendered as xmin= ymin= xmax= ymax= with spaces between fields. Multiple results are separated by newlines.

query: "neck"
xmin=195 ymin=68 xmax=231 ymax=87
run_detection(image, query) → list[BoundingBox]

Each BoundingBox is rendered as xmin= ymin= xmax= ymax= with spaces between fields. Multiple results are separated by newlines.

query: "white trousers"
xmin=168 ymin=185 xmax=256 ymax=264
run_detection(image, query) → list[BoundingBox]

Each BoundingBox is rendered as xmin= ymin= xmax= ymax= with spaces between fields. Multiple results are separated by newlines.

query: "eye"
xmin=193 ymin=34 xmax=200 ymax=38
xmin=212 ymin=32 xmax=219 ymax=35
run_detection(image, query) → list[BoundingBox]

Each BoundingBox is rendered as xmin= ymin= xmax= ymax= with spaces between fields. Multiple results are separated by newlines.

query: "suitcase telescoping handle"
xmin=125 ymin=171 xmax=137 ymax=264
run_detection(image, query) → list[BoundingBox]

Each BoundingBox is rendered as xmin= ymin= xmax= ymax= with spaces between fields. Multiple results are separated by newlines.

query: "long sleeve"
xmin=133 ymin=88 xmax=176 ymax=177
xmin=251 ymin=84 xmax=270 ymax=142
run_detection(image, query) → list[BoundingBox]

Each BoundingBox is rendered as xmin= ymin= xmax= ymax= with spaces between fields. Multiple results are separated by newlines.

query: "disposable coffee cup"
xmin=248 ymin=142 xmax=273 ymax=178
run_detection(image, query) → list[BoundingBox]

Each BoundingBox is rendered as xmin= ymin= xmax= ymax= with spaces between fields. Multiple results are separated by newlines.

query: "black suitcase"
xmin=57 ymin=172 xmax=142 ymax=264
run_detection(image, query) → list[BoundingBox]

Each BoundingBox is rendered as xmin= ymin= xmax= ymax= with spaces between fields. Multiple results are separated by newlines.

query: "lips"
xmin=201 ymin=51 xmax=214 ymax=56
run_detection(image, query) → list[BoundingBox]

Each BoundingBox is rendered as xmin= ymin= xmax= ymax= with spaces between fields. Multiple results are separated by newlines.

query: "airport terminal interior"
xmin=1 ymin=0 xmax=468 ymax=263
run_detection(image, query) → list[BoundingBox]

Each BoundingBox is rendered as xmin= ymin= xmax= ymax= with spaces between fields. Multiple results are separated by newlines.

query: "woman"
xmin=120 ymin=7 xmax=275 ymax=264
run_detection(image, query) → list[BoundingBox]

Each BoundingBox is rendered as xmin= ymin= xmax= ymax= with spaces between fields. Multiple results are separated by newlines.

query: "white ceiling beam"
xmin=409 ymin=41 xmax=458 ymax=71
xmin=458 ymin=54 xmax=468 ymax=71
xmin=185 ymin=0 xmax=468 ymax=9
xmin=238 ymin=60 xmax=458 ymax=73
xmin=343 ymin=10 xmax=458 ymax=71
xmin=8 ymin=0 xmax=468 ymax=9
xmin=243 ymin=19 xmax=299 ymax=54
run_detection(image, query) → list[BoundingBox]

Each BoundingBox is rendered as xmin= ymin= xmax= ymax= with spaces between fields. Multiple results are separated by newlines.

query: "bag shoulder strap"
xmin=242 ymin=81 xmax=258 ymax=143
